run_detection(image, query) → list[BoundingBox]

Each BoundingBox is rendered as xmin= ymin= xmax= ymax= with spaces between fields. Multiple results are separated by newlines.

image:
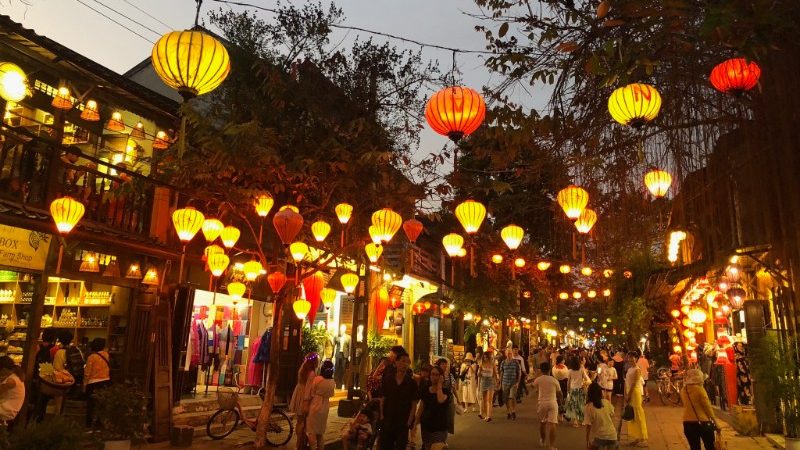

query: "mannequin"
xmin=334 ymin=325 xmax=351 ymax=388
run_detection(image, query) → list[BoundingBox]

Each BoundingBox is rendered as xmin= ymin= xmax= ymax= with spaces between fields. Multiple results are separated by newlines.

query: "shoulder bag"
xmin=685 ymin=386 xmax=717 ymax=435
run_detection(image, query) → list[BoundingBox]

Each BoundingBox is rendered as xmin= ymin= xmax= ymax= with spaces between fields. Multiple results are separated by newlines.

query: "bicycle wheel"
xmin=657 ymin=378 xmax=671 ymax=405
xmin=264 ymin=409 xmax=293 ymax=447
xmin=207 ymin=409 xmax=240 ymax=440
xmin=669 ymin=380 xmax=684 ymax=406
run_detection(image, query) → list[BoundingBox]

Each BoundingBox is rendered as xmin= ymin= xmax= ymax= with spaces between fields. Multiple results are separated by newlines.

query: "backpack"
xmin=64 ymin=346 xmax=85 ymax=384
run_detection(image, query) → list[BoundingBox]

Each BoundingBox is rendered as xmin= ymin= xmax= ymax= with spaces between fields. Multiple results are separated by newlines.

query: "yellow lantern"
xmin=227 ymin=282 xmax=246 ymax=300
xmin=608 ymin=83 xmax=662 ymax=128
xmin=50 ymin=196 xmax=86 ymax=235
xmin=172 ymin=207 xmax=204 ymax=243
xmin=340 ymin=272 xmax=359 ymax=294
xmin=574 ymin=208 xmax=597 ymax=234
xmin=688 ymin=307 xmax=707 ymax=324
xmin=559 ymin=264 xmax=571 ymax=274
xmin=153 ymin=131 xmax=170 ymax=149
xmin=311 ymin=220 xmax=331 ymax=242
xmin=204 ymin=245 xmax=224 ymax=259
xmin=463 ymin=312 xmax=474 ymax=321
xmin=491 ymin=254 xmax=503 ymax=264
xmin=557 ymin=185 xmax=589 ymax=220
xmin=279 ymin=205 xmax=300 ymax=213
xmin=537 ymin=261 xmax=551 ymax=271
xmin=201 ymin=218 xmax=224 ymax=243
xmin=441 ymin=306 xmax=452 ymax=315
xmin=290 ymin=242 xmax=309 ymax=262
xmin=670 ymin=309 xmax=681 ymax=318
xmin=220 ymin=226 xmax=240 ymax=249
xmin=254 ymin=194 xmax=274 ymax=218
xmin=573 ymin=291 xmax=582 ymax=299
xmin=0 ymin=62 xmax=28 ymax=102
xmin=321 ymin=288 xmax=336 ymax=309
xmin=681 ymin=305 xmax=692 ymax=315
xmin=602 ymin=289 xmax=611 ymax=297
xmin=142 ymin=266 xmax=160 ymax=286
xmin=365 ymin=243 xmax=383 ymax=263
xmin=368 ymin=225 xmax=383 ymax=245
xmin=293 ymin=298 xmax=312 ymax=320
xmin=559 ymin=292 xmax=569 ymax=300
xmin=207 ymin=253 xmax=230 ymax=277
xmin=603 ymin=269 xmax=614 ymax=278
xmin=442 ymin=233 xmax=464 ymax=257
xmin=79 ymin=253 xmax=100 ymax=273
xmin=151 ymin=30 xmax=230 ymax=98
xmin=51 ymin=86 xmax=72 ymax=110
xmin=243 ymin=260 xmax=263 ymax=282
xmin=371 ymin=208 xmax=403 ymax=243
xmin=514 ymin=258 xmax=526 ymax=268
xmin=454 ymin=199 xmax=486 ymax=234
xmin=587 ymin=290 xmax=597 ymax=299
xmin=644 ymin=169 xmax=672 ymax=198
xmin=457 ymin=248 xmax=467 ymax=258
xmin=335 ymin=203 xmax=353 ymax=224
xmin=501 ymin=224 xmax=524 ymax=250
xmin=581 ymin=266 xmax=593 ymax=276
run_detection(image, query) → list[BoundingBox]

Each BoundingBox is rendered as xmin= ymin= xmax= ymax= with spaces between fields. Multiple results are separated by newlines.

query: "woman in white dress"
xmin=459 ymin=353 xmax=477 ymax=412
xmin=289 ymin=353 xmax=319 ymax=450
xmin=306 ymin=361 xmax=336 ymax=450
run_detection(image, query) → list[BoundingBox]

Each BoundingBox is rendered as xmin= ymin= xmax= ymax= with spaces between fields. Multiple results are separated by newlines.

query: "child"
xmin=584 ymin=382 xmax=617 ymax=450
xmin=342 ymin=410 xmax=374 ymax=450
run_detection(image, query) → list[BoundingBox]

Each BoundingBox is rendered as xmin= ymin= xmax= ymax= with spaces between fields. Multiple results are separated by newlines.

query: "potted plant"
xmin=777 ymin=370 xmax=800 ymax=449
xmin=92 ymin=383 xmax=149 ymax=449
xmin=367 ymin=332 xmax=395 ymax=368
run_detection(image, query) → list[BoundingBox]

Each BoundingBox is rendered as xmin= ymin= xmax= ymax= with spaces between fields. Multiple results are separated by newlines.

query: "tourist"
xmin=477 ymin=351 xmax=497 ymax=422
xmin=637 ymin=352 xmax=651 ymax=402
xmin=84 ymin=338 xmax=111 ymax=428
xmin=511 ymin=346 xmax=527 ymax=402
xmin=0 ymin=356 xmax=25 ymax=424
xmin=669 ymin=349 xmax=683 ymax=376
xmin=624 ymin=352 xmax=648 ymax=447
xmin=306 ymin=361 xmax=336 ymax=450
xmin=583 ymin=382 xmax=617 ymax=450
xmin=435 ymin=358 xmax=458 ymax=437
xmin=596 ymin=355 xmax=617 ymax=401
xmin=500 ymin=349 xmax=521 ymax=420
xmin=368 ymin=345 xmax=406 ymax=399
xmin=681 ymin=369 xmax=718 ymax=450
xmin=32 ymin=328 xmax=57 ymax=422
xmin=289 ymin=353 xmax=319 ymax=450
xmin=342 ymin=409 xmax=375 ymax=450
xmin=473 ymin=346 xmax=484 ymax=415
xmin=612 ymin=350 xmax=625 ymax=396
xmin=459 ymin=353 xmax=477 ymax=412
xmin=565 ymin=356 xmax=591 ymax=427
xmin=532 ymin=362 xmax=561 ymax=450
xmin=378 ymin=352 xmax=419 ymax=450
xmin=416 ymin=366 xmax=450 ymax=450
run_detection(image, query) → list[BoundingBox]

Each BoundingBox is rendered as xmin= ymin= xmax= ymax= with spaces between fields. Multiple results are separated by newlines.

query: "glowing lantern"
xmin=106 ymin=111 xmax=125 ymax=132
xmin=644 ymin=169 xmax=672 ymax=198
xmin=673 ymin=345 xmax=683 ymax=353
xmin=559 ymin=264 xmax=571 ymax=274
xmin=442 ymin=233 xmax=465 ymax=257
xmin=0 ymin=62 xmax=28 ymax=102
xmin=368 ymin=226 xmax=383 ymax=245
xmin=575 ymin=208 xmax=597 ymax=234
xmin=371 ymin=208 xmax=403 ymax=243
xmin=80 ymin=100 xmax=100 ymax=122
xmin=365 ymin=243 xmax=383 ymax=263
xmin=273 ymin=208 xmax=303 ymax=245
xmin=227 ymin=282 xmax=246 ymax=300
xmin=454 ymin=200 xmax=486 ymax=234
xmin=340 ymin=273 xmax=359 ymax=294
xmin=623 ymin=270 xmax=633 ymax=279
xmin=52 ymin=86 xmax=73 ymax=110
xmin=578 ymin=317 xmax=585 ymax=323
xmin=587 ymin=290 xmax=597 ymax=299
xmin=201 ymin=218 xmax=224 ymax=243
xmin=463 ymin=313 xmax=474 ymax=321
xmin=374 ymin=287 xmax=391 ymax=326
xmin=335 ymin=203 xmax=353 ymax=224
xmin=727 ymin=286 xmax=746 ymax=309
xmin=290 ymin=242 xmax=309 ymax=262
xmin=491 ymin=254 xmax=503 ymax=264
xmin=603 ymin=269 xmax=614 ymax=278
xmin=403 ymin=218 xmax=424 ymax=244
xmin=207 ymin=253 xmax=230 ymax=277
xmin=441 ymin=305 xmax=452 ymax=315
xmin=557 ymin=185 xmax=589 ymax=221
xmin=79 ymin=253 xmax=100 ymax=273
xmin=602 ymin=289 xmax=611 ymax=297
xmin=725 ymin=264 xmax=742 ymax=283
xmin=710 ymin=58 xmax=761 ymax=95
xmin=280 ymin=205 xmax=300 ymax=213
xmin=413 ymin=302 xmax=426 ymax=314
xmin=243 ymin=260 xmax=263 ymax=282
xmin=559 ymin=292 xmax=569 ymax=300
xmin=204 ymin=245 xmax=224 ymax=260
xmin=254 ymin=194 xmax=274 ymax=218
xmin=537 ymin=261 xmax=551 ymax=271
xmin=573 ymin=291 xmax=582 ymax=299
xmin=142 ymin=267 xmax=160 ymax=286
xmin=171 ymin=207 xmax=204 ymax=243
xmin=457 ymin=248 xmax=467 ymax=258
xmin=501 ymin=225 xmax=524 ymax=250
xmin=670 ymin=309 xmax=681 ymax=318
xmin=220 ymin=226 xmax=240 ymax=249
xmin=311 ymin=220 xmax=331 ymax=242
xmin=321 ymin=288 xmax=336 ymax=309
xmin=514 ymin=258 xmax=526 ymax=268
xmin=293 ymin=299 xmax=311 ymax=320
xmin=267 ymin=272 xmax=287 ymax=294
xmin=302 ymin=271 xmax=325 ymax=323
xmin=151 ymin=30 xmax=230 ymax=99
xmin=153 ymin=131 xmax=170 ymax=149
xmin=688 ymin=307 xmax=708 ymax=324
xmin=390 ymin=295 xmax=403 ymax=310
xmin=608 ymin=83 xmax=662 ymax=128
xmin=424 ymin=86 xmax=486 ymax=142
xmin=681 ymin=305 xmax=691 ymax=315
xmin=131 ymin=122 xmax=146 ymax=139
xmin=581 ymin=266 xmax=593 ymax=276
xmin=50 ymin=196 xmax=85 ymax=235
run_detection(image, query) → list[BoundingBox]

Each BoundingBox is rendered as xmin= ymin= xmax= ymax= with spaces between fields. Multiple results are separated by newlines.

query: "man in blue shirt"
xmin=500 ymin=349 xmax=521 ymax=420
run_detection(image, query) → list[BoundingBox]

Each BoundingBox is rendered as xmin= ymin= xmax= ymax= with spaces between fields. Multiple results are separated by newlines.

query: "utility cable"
xmin=72 ymin=0 xmax=156 ymax=43
xmin=87 ymin=0 xmax=164 ymax=37
xmin=120 ymin=0 xmax=175 ymax=30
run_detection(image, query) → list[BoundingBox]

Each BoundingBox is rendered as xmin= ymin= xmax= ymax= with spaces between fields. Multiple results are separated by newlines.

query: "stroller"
xmin=341 ymin=399 xmax=381 ymax=450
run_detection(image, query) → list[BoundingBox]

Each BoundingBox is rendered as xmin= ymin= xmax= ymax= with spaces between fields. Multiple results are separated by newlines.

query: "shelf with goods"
xmin=0 ymin=270 xmax=38 ymax=365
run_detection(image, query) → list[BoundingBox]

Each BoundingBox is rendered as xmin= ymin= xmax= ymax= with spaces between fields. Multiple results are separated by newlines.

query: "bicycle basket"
xmin=217 ymin=388 xmax=239 ymax=410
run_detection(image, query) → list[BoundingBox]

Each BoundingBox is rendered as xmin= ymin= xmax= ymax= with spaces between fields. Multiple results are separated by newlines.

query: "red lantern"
xmin=710 ymin=58 xmax=761 ymax=95
xmin=403 ymin=218 xmax=423 ymax=244
xmin=267 ymin=271 xmax=287 ymax=294
xmin=425 ymin=86 xmax=486 ymax=142
xmin=413 ymin=302 xmax=426 ymax=314
xmin=273 ymin=208 xmax=303 ymax=245
xmin=374 ymin=287 xmax=391 ymax=325
xmin=302 ymin=271 xmax=325 ymax=323
xmin=390 ymin=295 xmax=403 ymax=310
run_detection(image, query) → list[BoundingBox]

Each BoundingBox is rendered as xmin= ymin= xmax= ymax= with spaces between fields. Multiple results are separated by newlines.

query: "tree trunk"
xmin=255 ymin=295 xmax=285 ymax=448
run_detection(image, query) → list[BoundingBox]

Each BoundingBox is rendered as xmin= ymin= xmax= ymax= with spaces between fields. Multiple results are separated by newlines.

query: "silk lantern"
xmin=243 ymin=260 xmax=262 ymax=282
xmin=207 ymin=253 xmax=230 ymax=277
xmin=403 ymin=218 xmax=424 ymax=244
xmin=267 ymin=271 xmax=287 ymax=294
xmin=557 ymin=185 xmax=589 ymax=221
xmin=254 ymin=194 xmax=274 ymax=218
xmin=442 ymin=233 xmax=464 ymax=257
xmin=151 ymin=30 xmax=230 ymax=99
xmin=425 ymin=86 xmax=486 ymax=142
xmin=710 ymin=58 xmax=761 ymax=95
xmin=201 ymin=218 xmax=224 ymax=242
xmin=608 ymin=83 xmax=662 ymax=128
xmin=321 ymin=288 xmax=336 ymax=309
xmin=501 ymin=224 xmax=524 ymax=250
xmin=273 ymin=207 xmax=303 ymax=245
xmin=340 ymin=272 xmax=359 ymax=294
xmin=293 ymin=298 xmax=311 ymax=320
xmin=335 ymin=203 xmax=353 ymax=224
xmin=374 ymin=287 xmax=391 ymax=328
xmin=454 ymin=200 xmax=486 ymax=234
xmin=220 ymin=226 xmax=240 ymax=249
xmin=302 ymin=271 xmax=325 ymax=323
xmin=171 ymin=207 xmax=204 ymax=243
xmin=365 ymin=243 xmax=383 ymax=263
xmin=311 ymin=220 xmax=331 ymax=242
xmin=575 ymin=208 xmax=597 ymax=234
xmin=644 ymin=169 xmax=672 ymax=198
xmin=371 ymin=208 xmax=402 ymax=243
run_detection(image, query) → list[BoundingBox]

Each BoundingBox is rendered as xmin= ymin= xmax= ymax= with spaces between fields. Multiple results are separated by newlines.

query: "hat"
xmin=684 ymin=368 xmax=705 ymax=385
xmin=464 ymin=353 xmax=474 ymax=362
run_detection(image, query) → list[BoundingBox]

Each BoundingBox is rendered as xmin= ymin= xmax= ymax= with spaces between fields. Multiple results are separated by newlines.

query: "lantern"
xmin=254 ymin=194 xmax=274 ymax=218
xmin=227 ymin=282 xmax=246 ymax=300
xmin=80 ymin=253 xmax=100 ymax=273
xmin=280 ymin=205 xmax=300 ymax=213
xmin=293 ymin=298 xmax=312 ymax=320
xmin=80 ymin=100 xmax=100 ymax=122
xmin=603 ymin=269 xmax=614 ymax=278
xmin=153 ymin=131 xmax=170 ymax=149
xmin=201 ymin=218 xmax=224 ymax=243
xmin=559 ymin=292 xmax=569 ymax=300
xmin=442 ymin=233 xmax=464 ymax=257
xmin=204 ymin=245 xmax=224 ymax=261
xmin=623 ymin=270 xmax=633 ymax=279
xmin=454 ymin=200 xmax=486 ymax=234
xmin=457 ymin=248 xmax=467 ymax=258
xmin=51 ymin=86 xmax=73 ymax=110
xmin=403 ymin=218 xmax=424 ymax=244
xmin=390 ymin=294 xmax=403 ymax=310
xmin=151 ymin=30 xmax=231 ymax=99
xmin=142 ymin=267 xmax=160 ymax=286
xmin=340 ymin=272 xmax=359 ymax=294
xmin=491 ymin=254 xmax=503 ymax=264
xmin=368 ymin=226 xmax=383 ymax=245
xmin=608 ymin=83 xmax=662 ymax=128
xmin=441 ymin=305 xmax=452 ymax=315
xmin=365 ymin=243 xmax=383 ymax=263
xmin=727 ymin=286 xmax=746 ymax=309
xmin=50 ymin=196 xmax=86 ymax=235
xmin=680 ymin=305 xmax=691 ymax=315
xmin=413 ymin=302 xmax=426 ymax=314
xmin=335 ymin=203 xmax=353 ymax=224
xmin=267 ymin=271 xmax=287 ymax=294
xmin=688 ymin=307 xmax=708 ymax=324
xmin=514 ymin=258 xmax=526 ymax=268
xmin=311 ymin=220 xmax=331 ymax=242
xmin=710 ymin=58 xmax=761 ymax=95
xmin=559 ymin=264 xmax=571 ymax=274
xmin=501 ymin=224 xmax=524 ymax=250
xmin=220 ymin=226 xmax=240 ymax=249
xmin=587 ymin=290 xmax=597 ymax=299
xmin=644 ymin=169 xmax=672 ymax=198
xmin=574 ymin=208 xmax=597 ymax=234
xmin=126 ymin=264 xmax=142 ymax=279
xmin=321 ymin=288 xmax=337 ymax=309
xmin=243 ymin=260 xmax=262 ymax=282
xmin=725 ymin=264 xmax=742 ymax=283
xmin=573 ymin=291 xmax=582 ymax=299
xmin=207 ymin=253 xmax=230 ymax=277
xmin=670 ymin=309 xmax=681 ymax=318
xmin=602 ymin=289 xmax=611 ymax=297
xmin=0 ymin=62 xmax=28 ymax=102
xmin=171 ymin=207 xmax=204 ymax=243
xmin=106 ymin=111 xmax=125 ymax=132
xmin=424 ymin=86 xmax=486 ymax=142
xmin=580 ymin=267 xmax=593 ymax=276
xmin=371 ymin=208 xmax=402 ymax=243
xmin=463 ymin=313 xmax=474 ymax=321
xmin=557 ymin=185 xmax=589 ymax=220
xmin=289 ymin=242 xmax=309 ymax=263
xmin=273 ymin=208 xmax=303 ymax=245
xmin=374 ymin=287 xmax=391 ymax=326
xmin=537 ymin=261 xmax=551 ymax=271
xmin=131 ymin=122 xmax=146 ymax=139
xmin=302 ymin=271 xmax=325 ymax=323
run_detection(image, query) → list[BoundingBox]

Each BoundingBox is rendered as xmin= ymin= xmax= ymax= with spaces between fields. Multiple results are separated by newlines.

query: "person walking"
xmin=459 ymin=353 xmax=477 ymax=412
xmin=83 ymin=338 xmax=111 ymax=428
xmin=564 ymin=357 xmax=591 ymax=427
xmin=306 ymin=361 xmax=336 ymax=450
xmin=583 ymin=382 xmax=617 ymax=450
xmin=680 ymin=369 xmax=718 ymax=450
xmin=624 ymin=352 xmax=648 ymax=447
xmin=477 ymin=351 xmax=498 ymax=422
xmin=500 ymin=349 xmax=521 ymax=420
xmin=532 ymin=362 xmax=562 ymax=450
xmin=435 ymin=358 xmax=458 ymax=439
xmin=378 ymin=352 xmax=419 ymax=450
xmin=512 ymin=346 xmax=527 ymax=403
xmin=612 ymin=351 xmax=625 ymax=397
xmin=416 ymin=366 xmax=450 ymax=450
xmin=289 ymin=353 xmax=319 ymax=450
xmin=596 ymin=355 xmax=617 ymax=401
xmin=637 ymin=352 xmax=651 ymax=402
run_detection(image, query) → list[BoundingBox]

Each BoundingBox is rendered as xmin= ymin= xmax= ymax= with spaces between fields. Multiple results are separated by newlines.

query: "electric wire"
xmin=72 ymin=0 xmax=156 ymax=43
xmin=87 ymin=0 xmax=164 ymax=37
xmin=119 ymin=0 xmax=175 ymax=30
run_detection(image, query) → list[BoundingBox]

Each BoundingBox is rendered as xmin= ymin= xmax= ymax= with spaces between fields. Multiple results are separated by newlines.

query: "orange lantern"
xmin=501 ymin=224 xmax=524 ymax=250
xmin=80 ymin=100 xmax=100 ymax=122
xmin=227 ymin=281 xmax=246 ymax=300
xmin=491 ymin=254 xmax=504 ymax=264
xmin=50 ymin=196 xmax=86 ymax=235
xmin=105 ymin=111 xmax=125 ymax=132
xmin=293 ymin=298 xmax=311 ymax=320
xmin=207 ymin=253 xmax=230 ymax=277
xmin=302 ymin=271 xmax=325 ymax=323
xmin=514 ymin=258 xmax=526 ymax=268
xmin=51 ymin=86 xmax=73 ymax=110
xmin=311 ymin=220 xmax=331 ymax=242
xmin=171 ymin=207 xmax=204 ymax=243
xmin=365 ymin=243 xmax=383 ymax=263
xmin=413 ymin=302 xmax=426 ymax=314
xmin=454 ymin=200 xmax=486 ymax=234
xmin=710 ymin=58 xmax=761 ymax=95
xmin=254 ymin=194 xmax=274 ymax=218
xmin=374 ymin=287 xmax=391 ymax=326
xmin=340 ymin=272 xmax=359 ymax=294
xmin=267 ymin=271 xmax=287 ymax=294
xmin=670 ymin=309 xmax=681 ymax=318
xmin=243 ymin=260 xmax=263 ymax=282
xmin=335 ymin=203 xmax=353 ymax=224
xmin=537 ymin=261 xmax=551 ymax=271
xmin=574 ymin=208 xmax=597 ymax=234
xmin=220 ymin=225 xmax=240 ymax=249
xmin=425 ymin=86 xmax=486 ymax=142
xmin=403 ymin=218 xmax=424 ymax=244
xmin=557 ymin=185 xmax=589 ymax=221
xmin=321 ymin=288 xmax=337 ymax=309
xmin=608 ymin=83 xmax=662 ymax=128
xmin=201 ymin=218 xmax=224 ymax=243
xmin=644 ymin=169 xmax=672 ymax=198
xmin=371 ymin=208 xmax=403 ymax=243
xmin=153 ymin=131 xmax=170 ymax=149
xmin=273 ymin=207 xmax=303 ymax=245
xmin=442 ymin=233 xmax=464 ymax=257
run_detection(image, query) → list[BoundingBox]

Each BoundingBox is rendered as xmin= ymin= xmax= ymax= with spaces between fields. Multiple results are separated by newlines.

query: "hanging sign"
xmin=0 ymin=224 xmax=51 ymax=271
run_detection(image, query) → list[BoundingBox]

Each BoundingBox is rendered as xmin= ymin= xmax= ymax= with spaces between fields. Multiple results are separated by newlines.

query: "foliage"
xmin=749 ymin=335 xmax=800 ymax=437
xmin=301 ymin=323 xmax=329 ymax=356
xmin=5 ymin=416 xmax=100 ymax=450
xmin=606 ymin=250 xmax=663 ymax=345
xmin=367 ymin=331 xmax=395 ymax=361
xmin=92 ymin=383 xmax=149 ymax=442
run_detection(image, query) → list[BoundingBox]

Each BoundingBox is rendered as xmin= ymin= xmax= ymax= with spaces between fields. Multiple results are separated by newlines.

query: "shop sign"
xmin=0 ymin=224 xmax=51 ymax=271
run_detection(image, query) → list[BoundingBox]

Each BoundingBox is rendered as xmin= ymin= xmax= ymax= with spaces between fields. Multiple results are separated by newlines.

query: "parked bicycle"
xmin=206 ymin=387 xmax=293 ymax=446
xmin=656 ymin=367 xmax=684 ymax=406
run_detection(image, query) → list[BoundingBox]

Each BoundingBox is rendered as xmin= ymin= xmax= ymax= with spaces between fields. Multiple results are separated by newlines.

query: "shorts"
xmin=537 ymin=401 xmax=559 ymax=424
xmin=501 ymin=385 xmax=517 ymax=402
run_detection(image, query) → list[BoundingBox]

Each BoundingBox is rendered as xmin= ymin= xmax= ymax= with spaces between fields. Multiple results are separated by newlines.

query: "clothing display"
xmin=734 ymin=342 xmax=752 ymax=406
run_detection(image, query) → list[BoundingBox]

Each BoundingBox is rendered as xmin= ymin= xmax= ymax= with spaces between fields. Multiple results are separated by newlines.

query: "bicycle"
xmin=656 ymin=369 xmax=684 ymax=406
xmin=206 ymin=387 xmax=294 ymax=446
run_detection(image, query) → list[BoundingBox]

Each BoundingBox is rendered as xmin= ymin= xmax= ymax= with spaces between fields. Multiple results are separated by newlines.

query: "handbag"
xmin=622 ymin=404 xmax=635 ymax=421
xmin=686 ymin=386 xmax=718 ymax=433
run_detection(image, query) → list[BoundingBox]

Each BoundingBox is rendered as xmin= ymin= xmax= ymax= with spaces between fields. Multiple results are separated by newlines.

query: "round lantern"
xmin=207 ymin=253 xmax=230 ymax=277
xmin=644 ymin=169 xmax=672 ymax=198
xmin=681 ymin=305 xmax=691 ymax=315
xmin=501 ymin=224 xmax=524 ymax=250
xmin=537 ymin=261 xmax=551 ymax=271
xmin=603 ymin=269 xmax=614 ymax=278
xmin=727 ymin=286 xmax=746 ymax=309
xmin=371 ymin=208 xmax=403 ymax=243
xmin=340 ymin=272 xmax=359 ymax=294
xmin=273 ymin=208 xmax=303 ymax=245
xmin=227 ymin=281 xmax=246 ymax=300
xmin=204 ymin=245 xmax=224 ymax=260
xmin=602 ymin=289 xmax=611 ymax=297
xmin=335 ymin=203 xmax=353 ymax=224
xmin=514 ymin=258 xmax=526 ymax=268
xmin=491 ymin=254 xmax=503 ymax=264
xmin=457 ymin=248 xmax=467 ymax=258
xmin=368 ymin=226 xmax=383 ymax=245
xmin=559 ymin=292 xmax=569 ymax=300
xmin=710 ymin=58 xmax=761 ymax=95
xmin=364 ymin=243 xmax=383 ymax=263
xmin=390 ymin=295 xmax=403 ymax=310
xmin=574 ymin=208 xmax=597 ymax=234
xmin=279 ymin=205 xmax=300 ymax=213
xmin=201 ymin=218 xmax=224 ymax=243
xmin=403 ymin=218 xmax=424 ymax=244
xmin=454 ymin=200 xmax=486 ymax=234
xmin=688 ymin=307 xmax=708 ymax=324
xmin=151 ymin=30 xmax=230 ymax=99
xmin=424 ymin=86 xmax=486 ymax=142
xmin=670 ymin=309 xmax=681 ymax=318
xmin=441 ymin=305 xmax=452 ymax=315
xmin=557 ymin=185 xmax=589 ymax=221
xmin=413 ymin=302 xmax=426 ymax=315
xmin=587 ymin=290 xmax=597 ymax=299
xmin=320 ymin=288 xmax=336 ymax=309
xmin=289 ymin=242 xmax=309 ymax=262
xmin=442 ymin=233 xmax=465 ymax=257
xmin=0 ymin=62 xmax=28 ymax=102
xmin=243 ymin=260 xmax=263 ymax=282
xmin=50 ymin=196 xmax=86 ymax=235
xmin=254 ymin=194 xmax=274 ymax=218
xmin=81 ymin=100 xmax=100 ymax=122
xmin=581 ymin=266 xmax=593 ymax=276
xmin=267 ymin=271 xmax=287 ymax=294
xmin=171 ymin=207 xmax=204 ymax=243
xmin=311 ymin=220 xmax=331 ymax=242
xmin=220 ymin=226 xmax=240 ymax=249
xmin=608 ymin=83 xmax=662 ymax=128
xmin=573 ymin=291 xmax=582 ymax=299
xmin=293 ymin=298 xmax=312 ymax=320
xmin=302 ymin=271 xmax=325 ymax=323
xmin=559 ymin=264 xmax=571 ymax=274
